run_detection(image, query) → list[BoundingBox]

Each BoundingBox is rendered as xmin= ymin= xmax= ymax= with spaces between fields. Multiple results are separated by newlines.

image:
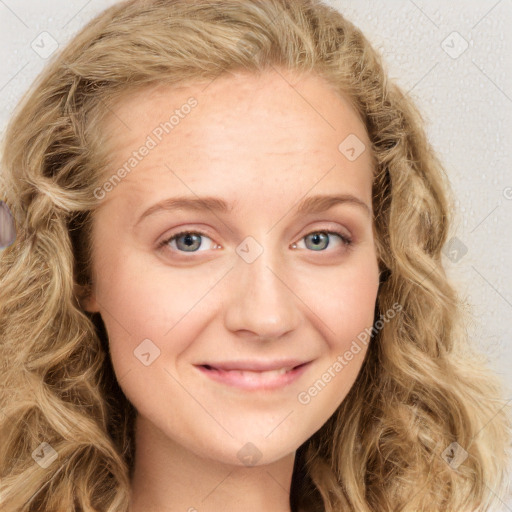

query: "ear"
xmin=75 ymin=282 xmax=100 ymax=313
xmin=82 ymin=294 xmax=100 ymax=313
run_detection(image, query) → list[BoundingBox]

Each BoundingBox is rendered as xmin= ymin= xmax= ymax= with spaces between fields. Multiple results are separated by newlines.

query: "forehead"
xmin=100 ymin=68 xmax=369 ymax=152
xmin=94 ymin=69 xmax=375 ymax=212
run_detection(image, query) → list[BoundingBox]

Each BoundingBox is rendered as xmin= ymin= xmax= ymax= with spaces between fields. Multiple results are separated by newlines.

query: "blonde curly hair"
xmin=0 ymin=0 xmax=510 ymax=510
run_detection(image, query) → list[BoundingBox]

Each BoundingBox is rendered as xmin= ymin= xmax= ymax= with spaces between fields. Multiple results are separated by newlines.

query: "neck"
xmin=128 ymin=414 xmax=295 ymax=512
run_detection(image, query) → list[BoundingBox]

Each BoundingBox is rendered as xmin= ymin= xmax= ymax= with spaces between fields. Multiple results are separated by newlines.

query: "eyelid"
xmin=298 ymin=222 xmax=352 ymax=241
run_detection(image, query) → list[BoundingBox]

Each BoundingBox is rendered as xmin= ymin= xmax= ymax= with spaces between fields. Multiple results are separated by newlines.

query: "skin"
xmin=83 ymin=68 xmax=380 ymax=512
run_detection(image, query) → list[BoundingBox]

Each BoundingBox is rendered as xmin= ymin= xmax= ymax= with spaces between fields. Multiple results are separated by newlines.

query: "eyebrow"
xmin=134 ymin=193 xmax=372 ymax=226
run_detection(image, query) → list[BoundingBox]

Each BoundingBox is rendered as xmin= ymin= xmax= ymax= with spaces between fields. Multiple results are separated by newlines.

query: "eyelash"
xmin=157 ymin=228 xmax=353 ymax=255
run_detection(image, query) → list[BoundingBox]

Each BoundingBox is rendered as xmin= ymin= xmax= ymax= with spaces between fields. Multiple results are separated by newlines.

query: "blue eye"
xmin=158 ymin=229 xmax=353 ymax=255
xmin=298 ymin=231 xmax=352 ymax=251
xmin=158 ymin=230 xmax=217 ymax=253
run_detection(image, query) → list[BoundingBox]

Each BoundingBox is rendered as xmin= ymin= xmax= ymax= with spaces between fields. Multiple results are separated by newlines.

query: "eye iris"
xmin=306 ymin=232 xmax=329 ymax=251
xmin=177 ymin=233 xmax=201 ymax=251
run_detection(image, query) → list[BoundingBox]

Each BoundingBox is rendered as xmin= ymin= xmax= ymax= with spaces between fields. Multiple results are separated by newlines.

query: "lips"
xmin=195 ymin=359 xmax=312 ymax=391
xmin=197 ymin=359 xmax=308 ymax=372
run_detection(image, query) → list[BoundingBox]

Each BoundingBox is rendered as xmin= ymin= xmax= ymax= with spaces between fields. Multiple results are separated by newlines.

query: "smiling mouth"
xmin=202 ymin=364 xmax=295 ymax=375
xmin=195 ymin=362 xmax=311 ymax=390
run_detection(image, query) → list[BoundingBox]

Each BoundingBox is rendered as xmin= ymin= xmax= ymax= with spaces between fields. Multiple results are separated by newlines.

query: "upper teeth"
xmin=227 ymin=367 xmax=290 ymax=375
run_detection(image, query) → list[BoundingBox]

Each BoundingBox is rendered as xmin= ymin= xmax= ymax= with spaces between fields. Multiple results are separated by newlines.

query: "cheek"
xmin=303 ymin=253 xmax=380 ymax=346
xmin=93 ymin=244 xmax=174 ymax=332
xmin=94 ymin=252 xmax=213 ymax=371
xmin=336 ymin=272 xmax=379 ymax=342
xmin=295 ymin=263 xmax=379 ymax=415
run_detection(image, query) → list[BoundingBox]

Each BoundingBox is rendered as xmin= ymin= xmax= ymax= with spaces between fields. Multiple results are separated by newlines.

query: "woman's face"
xmin=84 ymin=68 xmax=380 ymax=466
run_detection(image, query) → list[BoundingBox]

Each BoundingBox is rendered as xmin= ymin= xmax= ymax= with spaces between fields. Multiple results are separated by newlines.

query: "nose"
xmin=223 ymin=244 xmax=301 ymax=341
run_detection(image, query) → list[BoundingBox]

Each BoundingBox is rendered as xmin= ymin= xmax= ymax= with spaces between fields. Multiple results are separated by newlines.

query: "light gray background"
xmin=1 ymin=0 xmax=511 ymax=508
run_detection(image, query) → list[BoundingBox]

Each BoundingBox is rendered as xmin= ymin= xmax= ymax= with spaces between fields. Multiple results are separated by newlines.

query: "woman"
xmin=0 ymin=0 xmax=510 ymax=510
